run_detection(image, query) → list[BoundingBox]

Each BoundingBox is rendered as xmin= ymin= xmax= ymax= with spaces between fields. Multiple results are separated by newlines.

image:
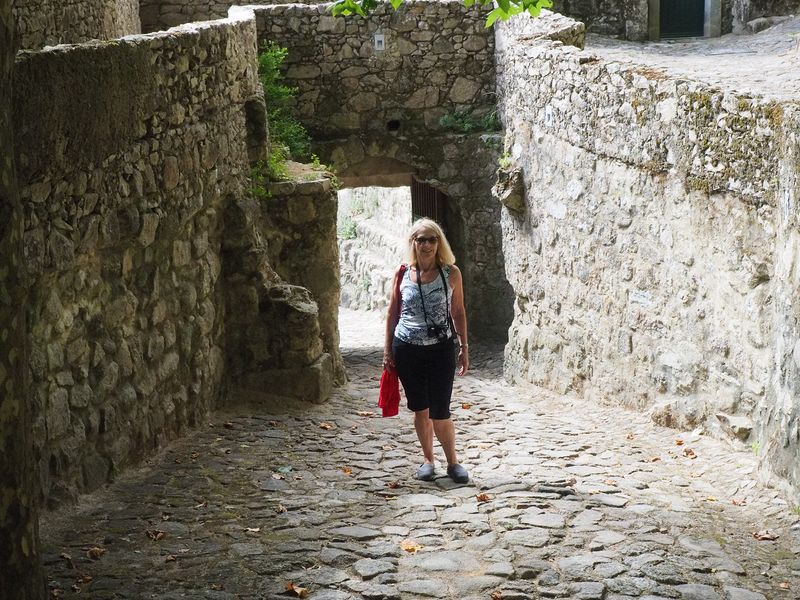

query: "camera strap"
xmin=415 ymin=265 xmax=453 ymax=337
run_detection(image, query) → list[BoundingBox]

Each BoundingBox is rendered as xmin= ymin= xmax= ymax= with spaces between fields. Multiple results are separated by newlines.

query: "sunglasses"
xmin=414 ymin=236 xmax=439 ymax=245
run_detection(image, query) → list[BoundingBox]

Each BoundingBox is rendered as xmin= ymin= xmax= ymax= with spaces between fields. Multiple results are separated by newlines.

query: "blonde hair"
xmin=404 ymin=218 xmax=456 ymax=267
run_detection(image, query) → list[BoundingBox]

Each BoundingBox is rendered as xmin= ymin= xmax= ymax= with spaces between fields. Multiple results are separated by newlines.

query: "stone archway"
xmin=323 ymin=136 xmax=513 ymax=342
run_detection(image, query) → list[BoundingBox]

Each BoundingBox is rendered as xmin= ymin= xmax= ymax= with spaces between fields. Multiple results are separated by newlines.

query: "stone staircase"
xmin=339 ymin=217 xmax=406 ymax=312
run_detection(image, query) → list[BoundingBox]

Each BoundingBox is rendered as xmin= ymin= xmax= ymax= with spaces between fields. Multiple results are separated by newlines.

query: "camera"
xmin=427 ymin=324 xmax=449 ymax=342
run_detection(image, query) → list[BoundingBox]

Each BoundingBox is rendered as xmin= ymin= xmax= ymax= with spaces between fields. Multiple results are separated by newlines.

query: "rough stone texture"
xmin=249 ymin=1 xmax=514 ymax=340
xmin=13 ymin=0 xmax=140 ymax=50
xmin=338 ymin=186 xmax=411 ymax=312
xmin=13 ymin=8 xmax=266 ymax=506
xmin=0 ymin=0 xmax=46 ymax=594
xmin=222 ymin=193 xmax=335 ymax=404
xmin=261 ymin=176 xmax=345 ymax=385
xmin=732 ymin=0 xmax=800 ymax=32
xmin=496 ymin=13 xmax=800 ymax=497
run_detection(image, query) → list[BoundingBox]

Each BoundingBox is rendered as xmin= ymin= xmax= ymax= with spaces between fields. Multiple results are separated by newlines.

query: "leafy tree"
xmin=330 ymin=0 xmax=553 ymax=27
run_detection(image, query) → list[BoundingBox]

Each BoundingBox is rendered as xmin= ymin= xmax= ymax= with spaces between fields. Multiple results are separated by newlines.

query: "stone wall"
xmin=496 ymin=13 xmax=800 ymax=497
xmin=338 ymin=187 xmax=412 ymax=312
xmin=13 ymin=8 xmax=266 ymax=505
xmin=260 ymin=176 xmax=345 ymax=385
xmin=139 ymin=0 xmax=326 ymax=32
xmin=254 ymin=1 xmax=514 ymax=341
xmin=14 ymin=0 xmax=140 ymax=50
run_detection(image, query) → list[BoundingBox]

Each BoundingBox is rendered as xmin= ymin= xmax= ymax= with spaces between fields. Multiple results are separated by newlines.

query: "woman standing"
xmin=383 ymin=218 xmax=470 ymax=484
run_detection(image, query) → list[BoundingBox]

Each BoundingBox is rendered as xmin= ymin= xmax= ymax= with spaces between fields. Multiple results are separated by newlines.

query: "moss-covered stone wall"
xmin=13 ymin=8 xmax=265 ymax=506
xmin=497 ymin=12 xmax=800 ymax=498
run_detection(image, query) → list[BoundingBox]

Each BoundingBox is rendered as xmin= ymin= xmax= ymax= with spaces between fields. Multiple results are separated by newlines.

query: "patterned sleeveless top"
xmin=394 ymin=266 xmax=454 ymax=346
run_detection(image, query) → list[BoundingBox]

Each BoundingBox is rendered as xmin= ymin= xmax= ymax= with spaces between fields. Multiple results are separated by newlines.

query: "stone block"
xmin=46 ymin=388 xmax=71 ymax=439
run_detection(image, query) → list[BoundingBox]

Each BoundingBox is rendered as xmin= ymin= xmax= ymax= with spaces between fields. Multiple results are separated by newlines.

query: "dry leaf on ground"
xmin=223 ymin=422 xmax=234 ymax=429
xmin=244 ymin=527 xmax=261 ymax=533
xmin=210 ymin=583 xmax=224 ymax=591
xmin=74 ymin=574 xmax=92 ymax=585
xmin=145 ymin=530 xmax=166 ymax=541
xmin=476 ymin=493 xmax=492 ymax=503
xmin=387 ymin=481 xmax=401 ymax=489
xmin=268 ymin=420 xmax=279 ymax=427
xmin=683 ymin=448 xmax=698 ymax=459
xmin=646 ymin=456 xmax=661 ymax=463
xmin=357 ymin=411 xmax=376 ymax=417
xmin=276 ymin=505 xmax=287 ymax=513
xmin=675 ymin=439 xmax=684 ymax=446
xmin=626 ymin=433 xmax=636 ymax=440
xmin=285 ymin=582 xmax=309 ymax=598
xmin=731 ymin=498 xmax=747 ymax=506
xmin=165 ymin=555 xmax=176 ymax=562
xmin=602 ymin=479 xmax=617 ymax=486
xmin=86 ymin=547 xmax=105 ymax=560
xmin=341 ymin=466 xmax=353 ymax=475
xmin=400 ymin=539 xmax=423 ymax=553
xmin=779 ymin=581 xmax=790 ymax=589
xmin=491 ymin=591 xmax=503 ymax=600
xmin=319 ymin=422 xmax=335 ymax=430
xmin=272 ymin=473 xmax=286 ymax=480
xmin=461 ymin=403 xmax=472 ymax=409
xmin=59 ymin=553 xmax=74 ymax=569
xmin=753 ymin=529 xmax=780 ymax=541
xmin=705 ymin=496 xmax=718 ymax=502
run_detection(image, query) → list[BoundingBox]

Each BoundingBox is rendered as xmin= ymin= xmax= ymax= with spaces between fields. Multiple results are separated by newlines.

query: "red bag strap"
xmin=395 ymin=264 xmax=406 ymax=320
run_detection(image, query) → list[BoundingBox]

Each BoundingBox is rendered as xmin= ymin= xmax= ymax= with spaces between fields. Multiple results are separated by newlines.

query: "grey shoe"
xmin=447 ymin=463 xmax=469 ymax=484
xmin=416 ymin=463 xmax=436 ymax=481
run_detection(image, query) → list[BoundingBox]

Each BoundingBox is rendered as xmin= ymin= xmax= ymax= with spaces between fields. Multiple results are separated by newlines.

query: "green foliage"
xmin=498 ymin=152 xmax=512 ymax=170
xmin=338 ymin=216 xmax=358 ymax=240
xmin=439 ymin=110 xmax=500 ymax=133
xmin=751 ymin=441 xmax=761 ymax=455
xmin=250 ymin=146 xmax=290 ymax=199
xmin=258 ymin=42 xmax=311 ymax=161
xmin=330 ymin=0 xmax=553 ymax=26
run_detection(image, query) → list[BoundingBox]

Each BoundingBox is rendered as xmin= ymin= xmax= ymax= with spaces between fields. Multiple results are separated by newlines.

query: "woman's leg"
xmin=432 ymin=417 xmax=457 ymax=466
xmin=414 ymin=409 xmax=435 ymax=464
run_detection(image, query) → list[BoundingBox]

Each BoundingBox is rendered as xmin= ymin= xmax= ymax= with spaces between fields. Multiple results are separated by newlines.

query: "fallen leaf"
xmin=71 ymin=585 xmax=80 ymax=593
xmin=145 ymin=529 xmax=166 ymax=541
xmin=174 ymin=458 xmax=183 ymax=464
xmin=381 ymin=445 xmax=393 ymax=451
xmin=491 ymin=591 xmax=503 ymax=600
xmin=59 ymin=553 xmax=74 ymax=569
xmin=386 ymin=481 xmax=401 ymax=489
xmin=341 ymin=466 xmax=353 ymax=475
xmin=476 ymin=493 xmax=492 ymax=503
xmin=86 ymin=547 xmax=105 ymax=560
xmin=194 ymin=500 xmax=208 ymax=508
xmin=165 ymin=555 xmax=176 ymax=562
xmin=210 ymin=583 xmax=224 ymax=591
xmin=268 ymin=421 xmax=279 ymax=427
xmin=400 ymin=539 xmax=422 ymax=553
xmin=731 ymin=498 xmax=747 ymax=506
xmin=285 ymin=582 xmax=309 ymax=598
xmin=244 ymin=527 xmax=261 ymax=533
xmin=705 ymin=496 xmax=718 ymax=502
xmin=626 ymin=433 xmax=636 ymax=440
xmin=675 ymin=439 xmax=685 ymax=446
xmin=357 ymin=411 xmax=376 ymax=417
xmin=272 ymin=473 xmax=286 ymax=480
xmin=319 ymin=422 xmax=335 ymax=430
xmin=683 ymin=448 xmax=698 ymax=459
xmin=753 ymin=529 xmax=780 ymax=541
xmin=602 ymin=479 xmax=617 ymax=486
xmin=276 ymin=504 xmax=287 ymax=513
xmin=689 ymin=471 xmax=703 ymax=478
xmin=51 ymin=590 xmax=64 ymax=599
xmin=223 ymin=422 xmax=234 ymax=429
xmin=646 ymin=456 xmax=661 ymax=463
xmin=190 ymin=452 xmax=200 ymax=460
xmin=461 ymin=403 xmax=472 ymax=410
xmin=779 ymin=581 xmax=790 ymax=589
xmin=75 ymin=574 xmax=92 ymax=584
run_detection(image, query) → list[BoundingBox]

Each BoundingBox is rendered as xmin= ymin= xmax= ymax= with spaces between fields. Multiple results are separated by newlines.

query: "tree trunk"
xmin=0 ymin=1 xmax=45 ymax=598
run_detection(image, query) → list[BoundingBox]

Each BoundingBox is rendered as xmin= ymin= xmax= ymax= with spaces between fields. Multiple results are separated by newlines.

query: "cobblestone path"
xmin=42 ymin=308 xmax=799 ymax=599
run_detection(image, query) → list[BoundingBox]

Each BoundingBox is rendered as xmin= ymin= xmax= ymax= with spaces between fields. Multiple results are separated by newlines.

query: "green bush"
xmin=439 ymin=110 xmax=500 ymax=133
xmin=258 ymin=42 xmax=311 ymax=163
xmin=338 ymin=217 xmax=358 ymax=240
